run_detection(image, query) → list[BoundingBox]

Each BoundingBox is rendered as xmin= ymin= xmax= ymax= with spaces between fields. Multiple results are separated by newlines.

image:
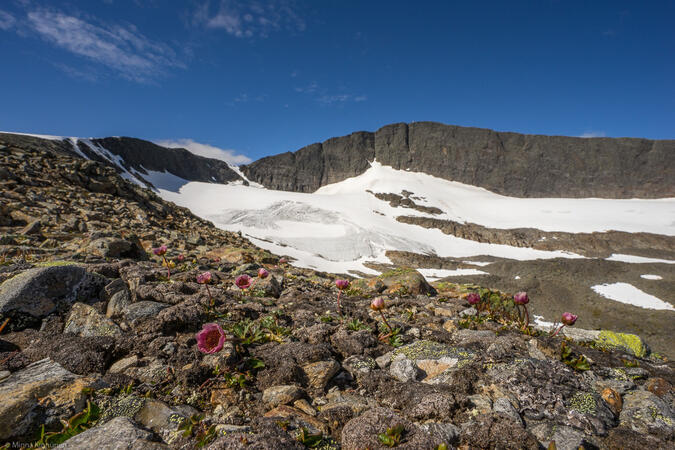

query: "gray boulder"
xmin=59 ymin=416 xmax=166 ymax=449
xmin=0 ymin=265 xmax=105 ymax=330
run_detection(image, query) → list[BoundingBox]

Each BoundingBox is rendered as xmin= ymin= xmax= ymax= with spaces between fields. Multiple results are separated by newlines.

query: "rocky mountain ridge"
xmin=241 ymin=122 xmax=675 ymax=198
xmin=0 ymin=133 xmax=244 ymax=191
xmin=0 ymin=129 xmax=674 ymax=449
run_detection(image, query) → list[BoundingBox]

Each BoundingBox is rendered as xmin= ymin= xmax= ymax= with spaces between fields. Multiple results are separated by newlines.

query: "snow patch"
xmin=418 ymin=268 xmax=488 ymax=282
xmin=640 ymin=274 xmax=663 ymax=280
xmin=606 ymin=254 xmax=675 ymax=264
xmin=591 ymin=283 xmax=674 ymax=311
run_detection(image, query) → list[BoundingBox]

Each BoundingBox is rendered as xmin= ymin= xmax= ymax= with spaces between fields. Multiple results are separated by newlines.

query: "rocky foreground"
xmin=1 ymin=142 xmax=674 ymax=449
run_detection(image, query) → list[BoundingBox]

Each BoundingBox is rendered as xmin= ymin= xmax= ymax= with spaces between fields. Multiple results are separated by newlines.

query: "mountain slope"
xmin=241 ymin=122 xmax=675 ymax=198
xmin=0 ymin=132 xmax=244 ymax=191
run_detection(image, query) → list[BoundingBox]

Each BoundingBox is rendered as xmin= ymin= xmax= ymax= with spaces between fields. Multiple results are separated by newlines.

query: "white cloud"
xmin=579 ymin=131 xmax=606 ymax=138
xmin=25 ymin=9 xmax=184 ymax=83
xmin=317 ymin=94 xmax=368 ymax=105
xmin=156 ymin=139 xmax=252 ymax=165
xmin=195 ymin=0 xmax=305 ymax=38
xmin=0 ymin=9 xmax=15 ymax=30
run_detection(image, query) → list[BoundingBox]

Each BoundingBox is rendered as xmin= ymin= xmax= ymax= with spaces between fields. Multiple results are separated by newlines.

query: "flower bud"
xmin=561 ymin=312 xmax=578 ymax=326
xmin=513 ymin=292 xmax=529 ymax=305
xmin=258 ymin=268 xmax=269 ymax=279
xmin=335 ymin=279 xmax=350 ymax=290
xmin=370 ymin=297 xmax=385 ymax=311
xmin=197 ymin=271 xmax=212 ymax=284
xmin=153 ymin=245 xmax=167 ymax=256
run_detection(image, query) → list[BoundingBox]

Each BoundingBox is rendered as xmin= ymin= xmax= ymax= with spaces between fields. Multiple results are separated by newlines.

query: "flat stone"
xmin=262 ymin=385 xmax=304 ymax=408
xmin=302 ymin=360 xmax=340 ymax=391
xmin=134 ymin=399 xmax=197 ymax=441
xmin=417 ymin=357 xmax=458 ymax=380
xmin=123 ymin=301 xmax=169 ymax=322
xmin=0 ymin=358 xmax=81 ymax=441
xmin=109 ymin=355 xmax=139 ymax=374
xmin=64 ymin=302 xmax=122 ymax=337
xmin=293 ymin=399 xmax=317 ymax=416
xmin=59 ymin=416 xmax=166 ymax=449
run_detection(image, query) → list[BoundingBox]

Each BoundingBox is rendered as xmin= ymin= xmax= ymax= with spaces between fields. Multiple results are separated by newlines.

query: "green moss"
xmin=35 ymin=260 xmax=80 ymax=267
xmin=568 ymin=392 xmax=596 ymax=415
xmin=380 ymin=267 xmax=416 ymax=279
xmin=595 ymin=331 xmax=648 ymax=357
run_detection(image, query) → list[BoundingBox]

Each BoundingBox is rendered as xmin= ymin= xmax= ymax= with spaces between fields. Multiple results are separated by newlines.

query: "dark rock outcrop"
xmin=0 ymin=133 xmax=243 ymax=189
xmin=242 ymin=122 xmax=675 ymax=198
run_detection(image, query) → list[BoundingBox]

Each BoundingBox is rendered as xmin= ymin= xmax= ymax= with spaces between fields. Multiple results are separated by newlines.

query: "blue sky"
xmin=1 ymin=0 xmax=673 ymax=163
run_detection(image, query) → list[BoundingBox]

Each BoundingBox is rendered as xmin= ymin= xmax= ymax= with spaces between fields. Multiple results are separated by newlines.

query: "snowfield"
xmin=591 ymin=282 xmax=674 ymax=311
xmin=156 ymin=161 xmax=675 ymax=276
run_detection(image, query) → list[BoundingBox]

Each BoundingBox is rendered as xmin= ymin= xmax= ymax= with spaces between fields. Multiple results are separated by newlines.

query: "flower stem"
xmin=521 ymin=305 xmax=530 ymax=330
xmin=379 ymin=310 xmax=393 ymax=334
xmin=336 ymin=291 xmax=343 ymax=321
xmin=205 ymin=283 xmax=213 ymax=309
xmin=552 ymin=324 xmax=564 ymax=337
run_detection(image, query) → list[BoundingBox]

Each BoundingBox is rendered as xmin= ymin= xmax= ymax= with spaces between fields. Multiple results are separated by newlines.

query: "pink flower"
xmin=561 ymin=312 xmax=578 ymax=326
xmin=197 ymin=272 xmax=212 ymax=284
xmin=279 ymin=257 xmax=287 ymax=264
xmin=466 ymin=293 xmax=480 ymax=305
xmin=196 ymin=323 xmax=225 ymax=354
xmin=235 ymin=274 xmax=252 ymax=290
xmin=513 ymin=292 xmax=529 ymax=305
xmin=370 ymin=297 xmax=385 ymax=311
xmin=177 ymin=254 xmax=185 ymax=262
xmin=258 ymin=268 xmax=269 ymax=279
xmin=153 ymin=245 xmax=167 ymax=256
xmin=335 ymin=279 xmax=350 ymax=290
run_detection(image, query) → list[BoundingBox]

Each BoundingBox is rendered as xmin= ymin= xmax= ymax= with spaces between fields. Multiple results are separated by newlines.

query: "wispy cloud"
xmin=294 ymin=81 xmax=367 ymax=105
xmin=24 ymin=9 xmax=184 ymax=83
xmin=194 ymin=0 xmax=305 ymax=38
xmin=0 ymin=9 xmax=15 ymax=30
xmin=317 ymin=94 xmax=367 ymax=105
xmin=580 ymin=131 xmax=606 ymax=138
xmin=294 ymin=81 xmax=318 ymax=94
xmin=155 ymin=138 xmax=252 ymax=165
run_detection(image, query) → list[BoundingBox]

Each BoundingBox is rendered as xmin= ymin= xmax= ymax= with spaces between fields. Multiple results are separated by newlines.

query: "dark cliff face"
xmin=241 ymin=122 xmax=675 ymax=198
xmin=89 ymin=137 xmax=242 ymax=185
xmin=0 ymin=133 xmax=243 ymax=187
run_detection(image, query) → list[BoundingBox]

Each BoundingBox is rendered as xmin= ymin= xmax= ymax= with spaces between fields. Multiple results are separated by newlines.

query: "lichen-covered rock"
xmin=595 ymin=331 xmax=650 ymax=357
xmin=619 ymin=390 xmax=674 ymax=438
xmin=64 ymin=302 xmax=122 ymax=337
xmin=59 ymin=416 xmax=166 ymax=449
xmin=341 ymin=407 xmax=445 ymax=450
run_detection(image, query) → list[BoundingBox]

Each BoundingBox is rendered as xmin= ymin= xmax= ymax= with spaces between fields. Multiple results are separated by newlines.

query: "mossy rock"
xmin=391 ymin=340 xmax=474 ymax=363
xmin=353 ymin=267 xmax=435 ymax=296
xmin=595 ymin=331 xmax=649 ymax=358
